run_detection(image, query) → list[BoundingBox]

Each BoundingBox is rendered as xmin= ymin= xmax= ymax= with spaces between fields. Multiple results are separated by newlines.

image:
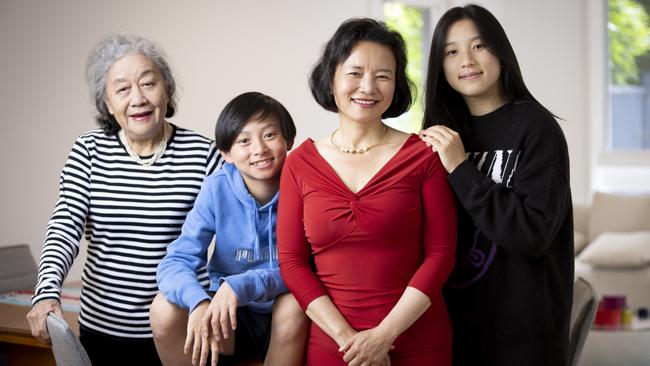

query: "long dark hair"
xmin=423 ymin=4 xmax=553 ymax=132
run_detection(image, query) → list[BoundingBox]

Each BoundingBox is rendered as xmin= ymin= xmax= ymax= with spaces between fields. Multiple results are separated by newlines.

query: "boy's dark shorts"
xmin=216 ymin=306 xmax=272 ymax=365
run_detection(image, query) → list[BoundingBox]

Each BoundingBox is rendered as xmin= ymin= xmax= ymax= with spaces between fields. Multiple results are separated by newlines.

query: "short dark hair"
xmin=214 ymin=92 xmax=296 ymax=152
xmin=86 ymin=34 xmax=177 ymax=135
xmin=423 ymin=4 xmax=554 ymax=131
xmin=309 ymin=18 xmax=414 ymax=118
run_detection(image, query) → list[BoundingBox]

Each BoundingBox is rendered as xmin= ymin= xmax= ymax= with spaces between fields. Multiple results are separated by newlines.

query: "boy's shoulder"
xmin=204 ymin=164 xmax=231 ymax=183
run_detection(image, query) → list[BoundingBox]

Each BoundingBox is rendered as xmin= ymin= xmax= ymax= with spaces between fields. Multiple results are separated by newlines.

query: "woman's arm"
xmin=28 ymin=137 xmax=93 ymax=343
xmin=277 ymin=157 xmax=329 ymax=307
xmin=277 ymin=156 xmax=357 ymax=348
xmin=306 ymin=296 xmax=356 ymax=347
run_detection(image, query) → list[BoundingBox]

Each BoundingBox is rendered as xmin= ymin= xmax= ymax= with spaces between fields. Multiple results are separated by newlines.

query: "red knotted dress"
xmin=278 ymin=135 xmax=457 ymax=365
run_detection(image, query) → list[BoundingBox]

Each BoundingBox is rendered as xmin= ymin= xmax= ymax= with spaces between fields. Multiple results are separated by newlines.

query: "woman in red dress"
xmin=277 ymin=18 xmax=457 ymax=365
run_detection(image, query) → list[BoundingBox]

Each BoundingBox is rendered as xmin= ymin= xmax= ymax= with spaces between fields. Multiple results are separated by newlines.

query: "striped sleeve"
xmin=32 ymin=137 xmax=92 ymax=305
xmin=205 ymin=142 xmax=224 ymax=176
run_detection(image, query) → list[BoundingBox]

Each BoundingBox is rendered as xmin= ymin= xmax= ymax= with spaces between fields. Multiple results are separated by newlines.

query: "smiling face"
xmin=104 ymin=53 xmax=169 ymax=142
xmin=332 ymin=41 xmax=396 ymax=125
xmin=443 ymin=18 xmax=504 ymax=111
xmin=223 ymin=115 xmax=292 ymax=200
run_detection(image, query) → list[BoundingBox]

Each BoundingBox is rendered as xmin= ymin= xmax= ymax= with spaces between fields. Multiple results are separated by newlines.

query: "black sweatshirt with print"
xmin=443 ymin=100 xmax=574 ymax=366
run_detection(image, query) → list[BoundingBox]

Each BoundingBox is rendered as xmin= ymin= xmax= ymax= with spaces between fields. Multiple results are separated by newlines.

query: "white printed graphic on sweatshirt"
xmin=469 ymin=150 xmax=520 ymax=187
xmin=235 ymin=247 xmax=278 ymax=263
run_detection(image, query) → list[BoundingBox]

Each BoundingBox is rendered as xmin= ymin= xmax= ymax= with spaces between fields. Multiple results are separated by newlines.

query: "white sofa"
xmin=574 ymin=192 xmax=650 ymax=310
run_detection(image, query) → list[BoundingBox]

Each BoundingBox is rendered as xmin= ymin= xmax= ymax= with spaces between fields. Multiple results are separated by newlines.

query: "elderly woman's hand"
xmin=26 ymin=299 xmax=64 ymax=344
xmin=419 ymin=125 xmax=467 ymax=173
xmin=339 ymin=326 xmax=396 ymax=366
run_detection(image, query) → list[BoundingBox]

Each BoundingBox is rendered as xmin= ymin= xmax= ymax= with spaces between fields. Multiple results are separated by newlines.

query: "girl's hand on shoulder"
xmin=339 ymin=326 xmax=395 ymax=366
xmin=419 ymin=125 xmax=466 ymax=173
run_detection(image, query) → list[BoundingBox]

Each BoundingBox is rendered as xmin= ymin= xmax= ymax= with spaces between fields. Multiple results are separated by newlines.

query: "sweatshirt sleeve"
xmin=32 ymin=138 xmax=91 ymax=305
xmin=408 ymin=153 xmax=457 ymax=299
xmin=448 ymin=121 xmax=572 ymax=259
xmin=157 ymin=178 xmax=216 ymax=312
xmin=277 ymin=156 xmax=329 ymax=310
xmin=221 ymin=268 xmax=288 ymax=305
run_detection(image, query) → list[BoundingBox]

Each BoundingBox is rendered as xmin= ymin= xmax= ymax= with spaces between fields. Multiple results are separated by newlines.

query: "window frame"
xmin=588 ymin=0 xmax=650 ymax=193
xmin=591 ymin=0 xmax=650 ymax=165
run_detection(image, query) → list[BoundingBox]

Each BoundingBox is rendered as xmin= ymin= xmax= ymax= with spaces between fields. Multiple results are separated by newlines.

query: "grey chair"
xmin=47 ymin=312 xmax=92 ymax=366
xmin=0 ymin=244 xmax=37 ymax=293
xmin=568 ymin=277 xmax=598 ymax=366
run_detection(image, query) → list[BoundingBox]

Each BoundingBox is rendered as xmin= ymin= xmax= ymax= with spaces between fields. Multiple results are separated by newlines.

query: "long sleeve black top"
xmin=444 ymin=100 xmax=574 ymax=366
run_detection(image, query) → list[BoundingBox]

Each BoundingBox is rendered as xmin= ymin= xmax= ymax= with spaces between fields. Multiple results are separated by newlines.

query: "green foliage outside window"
xmin=609 ymin=0 xmax=650 ymax=85
xmin=384 ymin=2 xmax=424 ymax=132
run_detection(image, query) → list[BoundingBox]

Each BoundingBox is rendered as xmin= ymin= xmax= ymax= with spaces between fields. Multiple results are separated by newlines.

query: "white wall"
xmin=500 ymin=0 xmax=590 ymax=203
xmin=0 ymin=0 xmax=592 ymax=281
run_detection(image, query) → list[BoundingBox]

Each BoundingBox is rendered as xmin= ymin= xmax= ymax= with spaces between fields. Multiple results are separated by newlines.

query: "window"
xmin=608 ymin=0 xmax=650 ymax=150
xmin=383 ymin=1 xmax=431 ymax=133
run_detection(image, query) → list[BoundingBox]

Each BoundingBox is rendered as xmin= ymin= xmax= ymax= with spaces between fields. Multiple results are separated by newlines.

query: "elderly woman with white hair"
xmin=26 ymin=34 xmax=222 ymax=365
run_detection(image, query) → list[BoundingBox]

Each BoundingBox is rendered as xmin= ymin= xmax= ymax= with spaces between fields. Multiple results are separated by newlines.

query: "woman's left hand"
xmin=339 ymin=326 xmax=395 ymax=366
xmin=419 ymin=125 xmax=466 ymax=173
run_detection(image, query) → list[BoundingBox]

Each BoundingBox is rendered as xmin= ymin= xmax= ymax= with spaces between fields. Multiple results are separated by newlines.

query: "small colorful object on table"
xmin=593 ymin=295 xmax=650 ymax=331
xmin=594 ymin=295 xmax=627 ymax=330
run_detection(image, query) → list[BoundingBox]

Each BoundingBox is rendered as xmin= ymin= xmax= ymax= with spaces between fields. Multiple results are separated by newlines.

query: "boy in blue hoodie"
xmin=151 ymin=92 xmax=307 ymax=366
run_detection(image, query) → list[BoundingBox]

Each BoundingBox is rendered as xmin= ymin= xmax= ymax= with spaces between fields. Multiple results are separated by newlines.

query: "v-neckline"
xmin=306 ymin=134 xmax=417 ymax=196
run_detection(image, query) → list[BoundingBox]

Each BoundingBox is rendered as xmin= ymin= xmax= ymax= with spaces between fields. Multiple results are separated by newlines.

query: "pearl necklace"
xmin=119 ymin=122 xmax=172 ymax=167
xmin=330 ymin=125 xmax=389 ymax=154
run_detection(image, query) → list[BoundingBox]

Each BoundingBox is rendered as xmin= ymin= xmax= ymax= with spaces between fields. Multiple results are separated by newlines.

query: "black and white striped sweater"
xmin=33 ymin=125 xmax=223 ymax=338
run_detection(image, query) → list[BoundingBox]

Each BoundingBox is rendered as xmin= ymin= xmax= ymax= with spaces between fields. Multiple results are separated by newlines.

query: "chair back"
xmin=47 ymin=312 xmax=92 ymax=366
xmin=0 ymin=244 xmax=37 ymax=293
xmin=568 ymin=277 xmax=598 ymax=366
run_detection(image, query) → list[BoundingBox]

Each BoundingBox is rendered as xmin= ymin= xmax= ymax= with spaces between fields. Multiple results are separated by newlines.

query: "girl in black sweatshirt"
xmin=420 ymin=4 xmax=574 ymax=365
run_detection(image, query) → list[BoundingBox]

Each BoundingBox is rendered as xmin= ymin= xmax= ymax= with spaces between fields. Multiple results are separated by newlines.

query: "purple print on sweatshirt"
xmin=449 ymin=227 xmax=497 ymax=289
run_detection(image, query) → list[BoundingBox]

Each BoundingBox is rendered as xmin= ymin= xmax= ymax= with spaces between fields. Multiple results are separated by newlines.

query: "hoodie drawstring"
xmin=253 ymin=205 xmax=261 ymax=261
xmin=267 ymin=202 xmax=274 ymax=267
xmin=252 ymin=200 xmax=275 ymax=268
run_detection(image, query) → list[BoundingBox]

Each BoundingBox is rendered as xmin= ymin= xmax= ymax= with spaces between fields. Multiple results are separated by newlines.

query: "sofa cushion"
xmin=574 ymin=231 xmax=589 ymax=255
xmin=577 ymin=231 xmax=650 ymax=269
xmin=588 ymin=192 xmax=650 ymax=242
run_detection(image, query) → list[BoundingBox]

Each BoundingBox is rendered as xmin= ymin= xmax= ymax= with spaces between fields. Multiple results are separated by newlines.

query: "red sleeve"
xmin=277 ymin=155 xmax=328 ymax=310
xmin=408 ymin=152 xmax=457 ymax=299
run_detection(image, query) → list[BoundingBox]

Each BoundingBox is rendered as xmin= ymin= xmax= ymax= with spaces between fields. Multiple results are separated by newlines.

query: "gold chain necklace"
xmin=120 ymin=122 xmax=171 ymax=167
xmin=330 ymin=125 xmax=389 ymax=154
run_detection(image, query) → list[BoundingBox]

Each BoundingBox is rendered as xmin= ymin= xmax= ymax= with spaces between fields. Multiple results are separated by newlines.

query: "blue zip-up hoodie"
xmin=157 ymin=163 xmax=287 ymax=313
